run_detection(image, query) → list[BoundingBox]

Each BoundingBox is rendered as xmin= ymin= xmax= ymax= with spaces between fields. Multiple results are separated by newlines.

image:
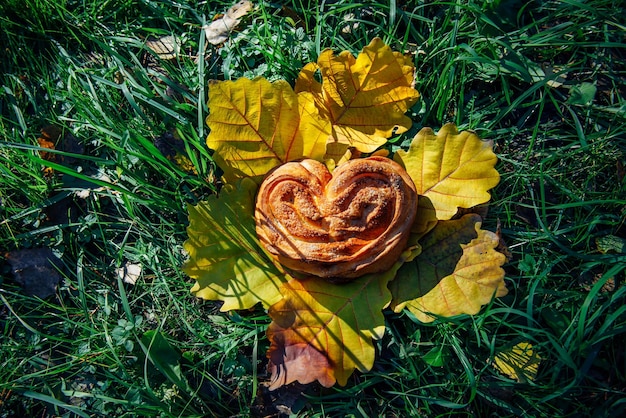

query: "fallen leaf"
xmin=206 ymin=77 xmax=327 ymax=182
xmin=37 ymin=125 xmax=62 ymax=176
xmin=266 ymin=246 xmax=420 ymax=389
xmin=297 ymin=91 xmax=332 ymax=161
xmin=390 ymin=214 xmax=507 ymax=323
xmin=395 ymin=123 xmax=500 ymax=229
xmin=37 ymin=133 xmax=56 ymax=161
xmin=183 ymin=178 xmax=288 ymax=310
xmin=579 ymin=272 xmax=616 ymax=293
xmin=6 ymin=248 xmax=63 ymax=299
xmin=37 ymin=125 xmax=84 ymax=177
xmin=224 ymin=0 xmax=253 ymax=19
xmin=495 ymin=219 xmax=513 ymax=262
xmin=295 ymin=38 xmax=419 ymax=156
xmin=145 ymin=35 xmax=180 ymax=60
xmin=204 ymin=0 xmax=253 ymax=45
xmin=116 ymin=262 xmax=142 ymax=285
xmin=493 ymin=342 xmax=541 ymax=382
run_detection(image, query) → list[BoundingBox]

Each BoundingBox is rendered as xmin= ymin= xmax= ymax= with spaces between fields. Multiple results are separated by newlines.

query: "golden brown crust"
xmin=255 ymin=157 xmax=418 ymax=280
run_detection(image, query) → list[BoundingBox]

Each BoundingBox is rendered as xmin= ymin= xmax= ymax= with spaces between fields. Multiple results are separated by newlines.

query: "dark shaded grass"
xmin=1 ymin=0 xmax=625 ymax=416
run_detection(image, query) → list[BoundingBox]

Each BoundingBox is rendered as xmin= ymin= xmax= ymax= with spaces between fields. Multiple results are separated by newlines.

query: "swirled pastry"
xmin=255 ymin=157 xmax=418 ymax=280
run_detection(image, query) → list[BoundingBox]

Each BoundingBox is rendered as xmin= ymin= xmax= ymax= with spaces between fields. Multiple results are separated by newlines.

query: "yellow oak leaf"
xmin=267 ymin=246 xmax=420 ymax=389
xmin=183 ymin=178 xmax=288 ymax=311
xmin=206 ymin=77 xmax=328 ymax=183
xmin=295 ymin=38 xmax=419 ymax=156
xmin=394 ymin=123 xmax=500 ymax=225
xmin=297 ymin=91 xmax=331 ymax=160
xmin=493 ymin=342 xmax=541 ymax=382
xmin=390 ymin=214 xmax=507 ymax=323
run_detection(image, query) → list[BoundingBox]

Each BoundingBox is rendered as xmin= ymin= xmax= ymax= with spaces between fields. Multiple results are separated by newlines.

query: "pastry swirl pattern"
xmin=255 ymin=156 xmax=418 ymax=280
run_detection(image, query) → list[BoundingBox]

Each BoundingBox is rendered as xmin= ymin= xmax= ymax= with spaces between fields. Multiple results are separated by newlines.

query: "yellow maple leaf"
xmin=295 ymin=38 xmax=419 ymax=156
xmin=395 ymin=124 xmax=500 ymax=228
xmin=493 ymin=342 xmax=541 ymax=382
xmin=390 ymin=214 xmax=507 ymax=323
xmin=206 ymin=77 xmax=328 ymax=183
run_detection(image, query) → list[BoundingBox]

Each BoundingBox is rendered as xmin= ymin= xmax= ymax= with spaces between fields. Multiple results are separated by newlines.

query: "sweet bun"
xmin=255 ymin=157 xmax=417 ymax=280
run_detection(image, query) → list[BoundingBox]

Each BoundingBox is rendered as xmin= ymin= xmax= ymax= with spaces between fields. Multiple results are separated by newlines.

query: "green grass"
xmin=1 ymin=0 xmax=625 ymax=416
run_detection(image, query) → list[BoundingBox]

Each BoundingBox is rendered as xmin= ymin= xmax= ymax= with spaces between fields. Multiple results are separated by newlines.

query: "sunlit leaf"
xmin=395 ymin=124 xmax=499 ymax=225
xmin=493 ymin=342 xmax=541 ymax=382
xmin=206 ymin=78 xmax=327 ymax=182
xmin=295 ymin=38 xmax=419 ymax=155
xmin=267 ymin=246 xmax=420 ymax=389
xmin=390 ymin=214 xmax=507 ymax=323
xmin=297 ymin=91 xmax=331 ymax=161
xmin=183 ymin=178 xmax=288 ymax=310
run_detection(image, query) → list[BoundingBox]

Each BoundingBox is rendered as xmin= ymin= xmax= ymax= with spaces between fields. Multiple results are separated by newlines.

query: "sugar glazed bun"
xmin=254 ymin=156 xmax=418 ymax=280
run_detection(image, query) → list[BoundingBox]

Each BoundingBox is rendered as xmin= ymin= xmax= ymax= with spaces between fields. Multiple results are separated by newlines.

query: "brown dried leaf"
xmin=6 ymin=248 xmax=63 ymax=299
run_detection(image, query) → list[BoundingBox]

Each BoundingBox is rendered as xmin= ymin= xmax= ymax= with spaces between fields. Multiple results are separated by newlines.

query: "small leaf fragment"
xmin=395 ymin=123 xmax=499 ymax=221
xmin=567 ymin=82 xmax=597 ymax=106
xmin=203 ymin=0 xmax=253 ymax=45
xmin=493 ymin=342 xmax=541 ymax=382
xmin=37 ymin=125 xmax=84 ymax=176
xmin=390 ymin=214 xmax=507 ymax=323
xmin=596 ymin=235 xmax=626 ymax=254
xmin=183 ymin=178 xmax=287 ymax=310
xmin=116 ymin=262 xmax=142 ymax=285
xmin=145 ymin=35 xmax=180 ymax=60
xmin=422 ymin=346 xmax=448 ymax=367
